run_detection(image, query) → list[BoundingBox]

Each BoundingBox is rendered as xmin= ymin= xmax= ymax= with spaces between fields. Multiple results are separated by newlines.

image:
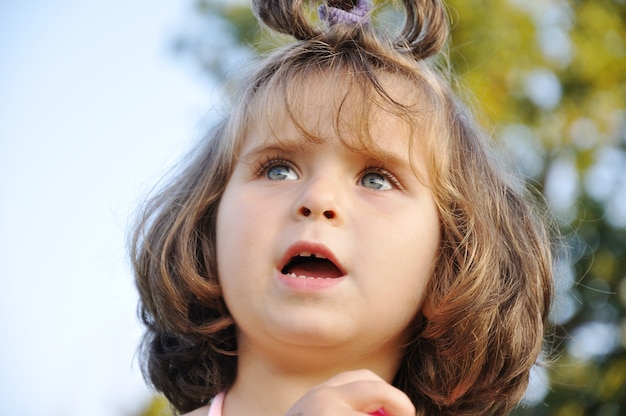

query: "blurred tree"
xmin=138 ymin=0 xmax=626 ymax=414
xmin=136 ymin=394 xmax=173 ymax=416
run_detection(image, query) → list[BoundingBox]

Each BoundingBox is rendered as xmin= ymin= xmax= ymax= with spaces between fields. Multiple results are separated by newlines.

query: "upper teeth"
xmin=299 ymin=251 xmax=326 ymax=259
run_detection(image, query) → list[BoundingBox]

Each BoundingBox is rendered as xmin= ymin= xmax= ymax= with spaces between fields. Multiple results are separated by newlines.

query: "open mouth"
xmin=281 ymin=252 xmax=344 ymax=279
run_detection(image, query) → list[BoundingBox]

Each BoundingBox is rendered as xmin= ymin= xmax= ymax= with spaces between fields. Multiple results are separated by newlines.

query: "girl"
xmin=131 ymin=0 xmax=554 ymax=415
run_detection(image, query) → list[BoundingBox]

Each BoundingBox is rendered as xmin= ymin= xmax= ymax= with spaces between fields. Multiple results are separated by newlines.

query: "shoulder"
xmin=181 ymin=404 xmax=211 ymax=416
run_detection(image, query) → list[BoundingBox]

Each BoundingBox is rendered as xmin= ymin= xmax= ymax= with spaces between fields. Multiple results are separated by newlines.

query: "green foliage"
xmin=137 ymin=395 xmax=174 ymax=416
xmin=143 ymin=1 xmax=626 ymax=414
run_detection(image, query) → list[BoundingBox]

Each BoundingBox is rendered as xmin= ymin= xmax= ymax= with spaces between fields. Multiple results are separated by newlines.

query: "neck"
xmin=223 ymin=338 xmax=403 ymax=416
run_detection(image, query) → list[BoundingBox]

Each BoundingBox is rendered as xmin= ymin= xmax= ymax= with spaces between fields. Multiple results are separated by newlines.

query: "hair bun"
xmin=252 ymin=0 xmax=449 ymax=60
xmin=397 ymin=0 xmax=449 ymax=59
xmin=252 ymin=0 xmax=318 ymax=40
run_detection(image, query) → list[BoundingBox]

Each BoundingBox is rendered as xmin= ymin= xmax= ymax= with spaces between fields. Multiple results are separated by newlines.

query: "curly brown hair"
xmin=131 ymin=0 xmax=554 ymax=414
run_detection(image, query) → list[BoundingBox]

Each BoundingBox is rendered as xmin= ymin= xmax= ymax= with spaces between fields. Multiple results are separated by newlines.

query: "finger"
xmin=330 ymin=379 xmax=415 ymax=416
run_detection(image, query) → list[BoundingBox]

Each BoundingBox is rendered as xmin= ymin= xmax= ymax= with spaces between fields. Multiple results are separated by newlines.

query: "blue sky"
xmin=0 ymin=1 xmax=217 ymax=414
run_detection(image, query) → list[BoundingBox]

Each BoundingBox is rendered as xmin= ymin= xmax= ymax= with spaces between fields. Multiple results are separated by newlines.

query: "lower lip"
xmin=276 ymin=271 xmax=345 ymax=292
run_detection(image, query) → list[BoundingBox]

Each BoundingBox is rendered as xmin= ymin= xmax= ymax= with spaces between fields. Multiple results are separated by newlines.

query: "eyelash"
xmin=362 ymin=166 xmax=404 ymax=190
xmin=253 ymin=156 xmax=295 ymax=177
xmin=253 ymin=156 xmax=404 ymax=190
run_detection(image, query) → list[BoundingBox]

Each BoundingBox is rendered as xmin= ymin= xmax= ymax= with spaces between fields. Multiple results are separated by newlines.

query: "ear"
xmin=421 ymin=296 xmax=434 ymax=320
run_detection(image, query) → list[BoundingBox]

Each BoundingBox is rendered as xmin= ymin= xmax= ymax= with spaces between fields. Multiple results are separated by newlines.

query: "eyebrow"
xmin=240 ymin=136 xmax=317 ymax=161
xmin=241 ymin=135 xmax=415 ymax=174
xmin=359 ymin=147 xmax=411 ymax=169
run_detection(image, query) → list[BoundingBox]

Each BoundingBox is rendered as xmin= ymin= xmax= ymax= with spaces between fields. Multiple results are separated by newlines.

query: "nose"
xmin=299 ymin=206 xmax=336 ymax=220
xmin=295 ymin=175 xmax=343 ymax=223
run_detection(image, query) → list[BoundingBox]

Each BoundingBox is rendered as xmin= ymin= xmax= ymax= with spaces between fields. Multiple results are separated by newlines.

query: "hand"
xmin=285 ymin=370 xmax=415 ymax=416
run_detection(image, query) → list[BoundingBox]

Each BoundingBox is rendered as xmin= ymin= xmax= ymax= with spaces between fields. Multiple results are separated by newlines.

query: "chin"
xmin=268 ymin=316 xmax=354 ymax=347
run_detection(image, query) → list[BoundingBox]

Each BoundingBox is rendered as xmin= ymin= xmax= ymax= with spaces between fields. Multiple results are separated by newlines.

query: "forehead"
xmin=244 ymin=70 xmax=438 ymax=163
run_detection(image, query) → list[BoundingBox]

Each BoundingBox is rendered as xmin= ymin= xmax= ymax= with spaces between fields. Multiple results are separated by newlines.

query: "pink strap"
xmin=207 ymin=392 xmax=225 ymax=416
xmin=206 ymin=391 xmax=384 ymax=415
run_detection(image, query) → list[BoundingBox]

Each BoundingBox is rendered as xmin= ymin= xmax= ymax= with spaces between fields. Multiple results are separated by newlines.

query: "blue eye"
xmin=360 ymin=171 xmax=393 ymax=190
xmin=266 ymin=164 xmax=298 ymax=181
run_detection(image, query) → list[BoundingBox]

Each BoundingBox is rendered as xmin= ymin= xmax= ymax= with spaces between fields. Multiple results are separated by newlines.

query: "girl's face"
xmin=216 ymin=77 xmax=440 ymax=370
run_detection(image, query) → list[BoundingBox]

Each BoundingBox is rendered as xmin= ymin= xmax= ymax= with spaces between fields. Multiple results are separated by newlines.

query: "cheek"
xmin=216 ymin=183 xmax=259 ymax=246
xmin=216 ymin=188 xmax=255 ymax=316
xmin=215 ymin=186 xmax=248 ymax=281
xmin=215 ymin=184 xmax=280 ymax=284
xmin=375 ymin=211 xmax=440 ymax=305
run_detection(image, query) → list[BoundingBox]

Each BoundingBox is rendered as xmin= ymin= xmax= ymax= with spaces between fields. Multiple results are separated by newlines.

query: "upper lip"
xmin=278 ymin=241 xmax=346 ymax=276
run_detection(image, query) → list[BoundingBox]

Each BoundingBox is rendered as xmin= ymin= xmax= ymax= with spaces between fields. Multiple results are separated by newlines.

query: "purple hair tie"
xmin=319 ymin=0 xmax=372 ymax=26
